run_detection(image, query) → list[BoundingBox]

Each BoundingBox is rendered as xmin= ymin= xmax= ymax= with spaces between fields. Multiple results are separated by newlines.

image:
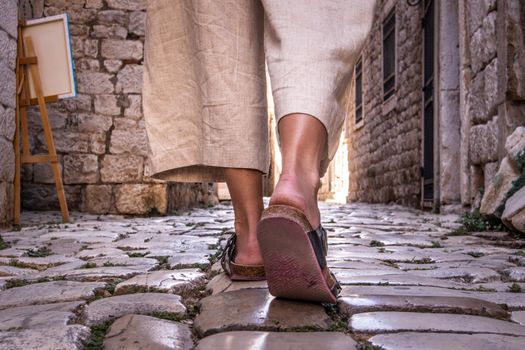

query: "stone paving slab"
xmin=369 ymin=332 xmax=525 ymax=350
xmin=0 ymin=255 xmax=79 ymax=268
xmin=167 ymin=253 xmax=212 ymax=268
xmin=114 ymin=269 xmax=205 ymax=294
xmin=511 ymin=311 xmax=525 ymax=325
xmin=76 ymin=248 xmax=129 ymax=259
xmin=39 ymin=231 xmax=120 ymax=243
xmin=86 ymin=256 xmax=159 ymax=267
xmin=410 ymin=266 xmax=501 ymax=283
xmin=339 ymin=295 xmax=508 ymax=319
xmin=0 ymin=301 xmax=84 ymax=331
xmin=0 ymin=265 xmax=39 ymax=277
xmin=470 ymin=282 xmax=525 ymax=292
xmin=195 ymin=331 xmax=358 ymax=350
xmin=336 ymin=273 xmax=472 ymax=289
xmin=0 ymin=281 xmax=105 ymax=310
xmin=332 ymin=268 xmax=405 ymax=278
xmin=83 ymin=293 xmax=186 ymax=326
xmin=0 ymin=248 xmax=26 ymax=258
xmin=103 ymin=314 xmax=193 ymax=350
xmin=505 ymin=267 xmax=525 ymax=282
xmin=0 ymin=325 xmax=90 ymax=350
xmin=1 ymin=202 xmax=525 ymax=348
xmin=328 ymin=260 xmax=401 ymax=270
xmin=349 ymin=311 xmax=525 ymax=336
xmin=340 ymin=285 xmax=525 ymax=309
xmin=206 ymin=273 xmax=267 ymax=295
xmin=37 ymin=265 xmax=154 ymax=281
xmin=115 ymin=269 xmax=204 ymax=294
xmin=193 ymin=289 xmax=331 ymax=337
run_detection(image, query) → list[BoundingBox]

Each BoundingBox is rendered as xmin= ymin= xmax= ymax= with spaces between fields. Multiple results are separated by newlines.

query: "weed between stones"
xmin=126 ymin=251 xmax=149 ymax=258
xmin=370 ymin=240 xmax=385 ymax=247
xmin=431 ymin=241 xmax=443 ymax=248
xmin=84 ymin=320 xmax=114 ymax=350
xmin=80 ymin=262 xmax=98 ymax=269
xmin=5 ymin=279 xmax=30 ymax=289
xmin=0 ymin=235 xmax=10 ymax=250
xmin=8 ymin=259 xmax=46 ymax=270
xmin=467 ymin=251 xmax=485 ymax=258
xmin=359 ymin=343 xmax=385 ymax=350
xmin=4 ymin=276 xmax=66 ymax=289
xmin=508 ymin=283 xmax=523 ymax=293
xmin=23 ymin=246 xmax=53 ymax=257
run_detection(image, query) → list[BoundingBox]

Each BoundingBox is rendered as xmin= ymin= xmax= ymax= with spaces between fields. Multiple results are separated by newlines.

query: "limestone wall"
xmin=346 ymin=0 xmax=524 ymax=211
xmin=347 ymin=0 xmax=423 ymax=207
xmin=0 ymin=0 xmax=18 ymax=226
xmin=462 ymin=0 xmax=525 ymax=207
xmin=17 ymin=0 xmax=217 ymax=215
xmin=462 ymin=0 xmax=500 ymax=207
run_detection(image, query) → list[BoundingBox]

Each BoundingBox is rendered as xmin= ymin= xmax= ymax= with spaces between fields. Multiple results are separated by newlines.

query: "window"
xmin=382 ymin=8 xmax=396 ymax=101
xmin=355 ymin=57 xmax=363 ymax=124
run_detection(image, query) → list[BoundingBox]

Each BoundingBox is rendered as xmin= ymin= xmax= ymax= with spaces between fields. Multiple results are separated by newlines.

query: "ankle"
xmin=278 ymin=171 xmax=320 ymax=195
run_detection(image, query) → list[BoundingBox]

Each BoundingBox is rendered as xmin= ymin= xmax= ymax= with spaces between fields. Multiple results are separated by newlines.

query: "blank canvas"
xmin=21 ymin=13 xmax=76 ymax=99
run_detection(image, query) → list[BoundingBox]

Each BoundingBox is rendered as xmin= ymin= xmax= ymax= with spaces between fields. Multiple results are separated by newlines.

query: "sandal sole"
xmin=257 ymin=205 xmax=337 ymax=303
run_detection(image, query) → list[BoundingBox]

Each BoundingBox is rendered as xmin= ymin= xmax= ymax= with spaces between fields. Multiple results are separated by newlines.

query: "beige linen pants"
xmin=143 ymin=0 xmax=376 ymax=182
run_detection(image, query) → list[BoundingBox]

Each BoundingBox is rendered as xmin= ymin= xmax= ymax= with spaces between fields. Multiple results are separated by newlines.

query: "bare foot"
xmin=269 ymin=172 xmax=321 ymax=228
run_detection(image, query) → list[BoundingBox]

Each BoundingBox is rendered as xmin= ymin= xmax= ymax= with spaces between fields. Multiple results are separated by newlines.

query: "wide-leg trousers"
xmin=143 ymin=0 xmax=376 ymax=182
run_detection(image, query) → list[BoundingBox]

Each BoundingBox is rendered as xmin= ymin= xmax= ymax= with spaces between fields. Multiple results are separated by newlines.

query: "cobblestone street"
xmin=0 ymin=201 xmax=524 ymax=349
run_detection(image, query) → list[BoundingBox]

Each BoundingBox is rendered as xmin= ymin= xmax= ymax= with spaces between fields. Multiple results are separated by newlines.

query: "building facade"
xmin=346 ymin=0 xmax=525 ymax=212
xmin=2 ymin=0 xmax=218 ymax=223
xmin=0 ymin=0 xmax=18 ymax=226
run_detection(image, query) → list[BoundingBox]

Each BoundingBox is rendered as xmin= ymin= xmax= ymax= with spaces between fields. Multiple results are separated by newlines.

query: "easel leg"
xmin=20 ymin=107 xmax=31 ymax=157
xmin=26 ymin=37 xmax=69 ymax=223
xmin=37 ymin=101 xmax=69 ymax=223
xmin=14 ymin=102 xmax=21 ymax=226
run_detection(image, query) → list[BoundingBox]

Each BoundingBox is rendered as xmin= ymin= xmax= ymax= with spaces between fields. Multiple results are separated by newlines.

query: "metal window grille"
xmin=355 ymin=58 xmax=363 ymax=123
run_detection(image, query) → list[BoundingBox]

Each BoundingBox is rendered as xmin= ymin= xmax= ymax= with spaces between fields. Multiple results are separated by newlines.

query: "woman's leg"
xmin=269 ymin=114 xmax=326 ymax=229
xmin=224 ymin=168 xmax=264 ymax=265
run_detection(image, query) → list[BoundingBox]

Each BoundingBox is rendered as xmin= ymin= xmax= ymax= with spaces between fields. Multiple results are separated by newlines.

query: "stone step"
xmin=195 ymin=331 xmax=358 ymax=350
xmin=103 ymin=314 xmax=193 ymax=350
xmin=349 ymin=311 xmax=525 ymax=336
xmin=369 ymin=332 xmax=525 ymax=350
xmin=339 ymin=294 xmax=508 ymax=319
xmin=193 ymin=289 xmax=331 ymax=337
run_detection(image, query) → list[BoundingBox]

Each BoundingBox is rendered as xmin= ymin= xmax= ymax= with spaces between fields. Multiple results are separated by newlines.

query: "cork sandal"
xmin=220 ymin=233 xmax=266 ymax=281
xmin=257 ymin=205 xmax=341 ymax=303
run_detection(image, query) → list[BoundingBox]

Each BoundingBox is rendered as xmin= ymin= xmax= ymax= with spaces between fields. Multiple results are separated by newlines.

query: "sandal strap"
xmin=328 ymin=269 xmax=342 ymax=297
xmin=307 ymin=225 xmax=328 ymax=270
xmin=311 ymin=225 xmax=342 ymax=298
xmin=220 ymin=233 xmax=237 ymax=276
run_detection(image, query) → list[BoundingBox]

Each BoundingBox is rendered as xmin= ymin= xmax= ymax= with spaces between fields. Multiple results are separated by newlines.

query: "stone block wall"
xmin=347 ymin=0 xmax=423 ymax=207
xmin=0 ymin=0 xmax=18 ymax=226
xmin=461 ymin=0 xmax=525 ymax=207
xmin=18 ymin=0 xmax=218 ymax=215
xmin=463 ymin=0 xmax=500 ymax=207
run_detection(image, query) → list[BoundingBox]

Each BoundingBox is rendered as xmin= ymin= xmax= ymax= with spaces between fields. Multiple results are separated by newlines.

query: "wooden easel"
xmin=14 ymin=20 xmax=69 ymax=224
